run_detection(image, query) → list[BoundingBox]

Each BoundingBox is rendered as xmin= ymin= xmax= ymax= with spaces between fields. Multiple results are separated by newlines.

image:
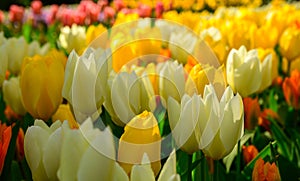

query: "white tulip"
xmin=168 ymin=85 xmax=244 ymax=159
xmin=158 ymin=61 xmax=186 ymax=105
xmin=62 ymin=48 xmax=109 ymax=123
xmin=27 ymin=41 xmax=50 ymax=57
xmin=0 ymin=43 xmax=7 ymax=87
xmin=6 ymin=36 xmax=28 ymax=74
xmin=3 ymin=76 xmax=26 ymax=115
xmin=24 ymin=120 xmax=63 ymax=181
xmin=226 ymin=45 xmax=272 ymax=97
xmin=59 ymin=24 xmax=86 ymax=54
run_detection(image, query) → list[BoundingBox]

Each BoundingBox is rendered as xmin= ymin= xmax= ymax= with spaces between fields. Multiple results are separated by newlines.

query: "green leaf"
xmin=223 ymin=132 xmax=253 ymax=172
xmin=22 ymin=23 xmax=32 ymax=42
xmin=268 ymin=89 xmax=278 ymax=112
xmin=10 ymin=161 xmax=22 ymax=181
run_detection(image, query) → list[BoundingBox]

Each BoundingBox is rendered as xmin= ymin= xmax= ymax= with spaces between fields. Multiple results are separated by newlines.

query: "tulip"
xmin=0 ymin=11 xmax=4 ymax=24
xmin=168 ymin=85 xmax=244 ymax=159
xmin=199 ymin=27 xmax=228 ymax=64
xmin=158 ymin=61 xmax=187 ymax=104
xmin=24 ymin=120 xmax=63 ymax=180
xmin=59 ymin=24 xmax=86 ymax=54
xmin=251 ymin=25 xmax=278 ymax=49
xmin=242 ymin=145 xmax=258 ymax=164
xmin=9 ymin=5 xmax=24 ymax=23
xmin=290 ymin=56 xmax=300 ymax=73
xmin=86 ymin=24 xmax=107 ymax=45
xmin=6 ymin=36 xmax=28 ymax=75
xmin=31 ymin=0 xmax=43 ymax=15
xmin=226 ymin=46 xmax=272 ymax=97
xmin=282 ymin=70 xmax=300 ymax=110
xmin=3 ymin=76 xmax=26 ymax=116
xmin=0 ymin=42 xmax=8 ymax=87
xmin=257 ymin=48 xmax=278 ymax=82
xmin=252 ymin=158 xmax=281 ymax=181
xmin=279 ymin=25 xmax=300 ymax=61
xmin=27 ymin=41 xmax=50 ymax=57
xmin=52 ymin=104 xmax=78 ymax=129
xmin=118 ymin=111 xmax=161 ymax=176
xmin=0 ymin=122 xmax=12 ymax=175
xmin=169 ymin=28 xmax=197 ymax=64
xmin=62 ymin=48 xmax=109 ymax=123
xmin=20 ymin=50 xmax=65 ymax=121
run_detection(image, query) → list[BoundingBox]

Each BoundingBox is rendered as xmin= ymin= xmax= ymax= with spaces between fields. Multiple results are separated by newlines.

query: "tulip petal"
xmin=158 ymin=150 xmax=177 ymax=181
xmin=131 ymin=154 xmax=155 ymax=181
xmin=259 ymin=54 xmax=272 ymax=91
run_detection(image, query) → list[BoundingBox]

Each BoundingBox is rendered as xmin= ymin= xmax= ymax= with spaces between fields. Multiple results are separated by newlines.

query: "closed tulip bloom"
xmin=86 ymin=24 xmax=107 ymax=45
xmin=226 ymin=46 xmax=272 ymax=97
xmin=0 ymin=122 xmax=12 ymax=175
xmin=62 ymin=48 xmax=109 ymax=123
xmin=106 ymin=71 xmax=155 ymax=126
xmin=6 ymin=36 xmax=28 ymax=75
xmin=3 ymin=76 xmax=26 ymax=115
xmin=27 ymin=41 xmax=50 ymax=57
xmin=251 ymin=25 xmax=278 ymax=49
xmin=242 ymin=145 xmax=258 ymax=164
xmin=257 ymin=48 xmax=278 ymax=82
xmin=168 ymin=85 xmax=244 ymax=159
xmin=0 ymin=43 xmax=8 ymax=87
xmin=118 ymin=111 xmax=161 ymax=176
xmin=52 ymin=104 xmax=78 ymax=129
xmin=282 ymin=70 xmax=300 ymax=110
xmin=159 ymin=61 xmax=187 ymax=104
xmin=279 ymin=25 xmax=300 ymax=61
xmin=252 ymin=158 xmax=281 ymax=181
xmin=169 ymin=29 xmax=197 ymax=64
xmin=24 ymin=120 xmax=63 ymax=180
xmin=20 ymin=50 xmax=65 ymax=121
xmin=59 ymin=24 xmax=86 ymax=54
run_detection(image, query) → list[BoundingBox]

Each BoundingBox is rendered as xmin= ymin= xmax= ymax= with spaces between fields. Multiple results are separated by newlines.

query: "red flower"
xmin=243 ymin=145 xmax=259 ymax=164
xmin=0 ymin=122 xmax=12 ymax=174
xmin=243 ymin=97 xmax=261 ymax=130
xmin=282 ymin=70 xmax=300 ymax=109
xmin=252 ymin=158 xmax=281 ymax=181
xmin=0 ymin=11 xmax=4 ymax=23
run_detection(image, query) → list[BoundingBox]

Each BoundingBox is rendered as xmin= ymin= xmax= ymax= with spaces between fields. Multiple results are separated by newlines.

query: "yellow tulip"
xmin=279 ymin=25 xmax=300 ymax=61
xmin=251 ymin=25 xmax=279 ymax=49
xmin=290 ymin=56 xmax=300 ymax=73
xmin=20 ymin=50 xmax=65 ymax=121
xmin=86 ymin=24 xmax=107 ymax=45
xmin=52 ymin=104 xmax=78 ymax=129
xmin=118 ymin=111 xmax=161 ymax=176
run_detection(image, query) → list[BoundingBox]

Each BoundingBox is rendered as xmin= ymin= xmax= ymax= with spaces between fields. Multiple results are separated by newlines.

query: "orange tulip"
xmin=242 ymin=145 xmax=258 ymax=164
xmin=252 ymin=158 xmax=281 ymax=181
xmin=16 ymin=128 xmax=24 ymax=161
xmin=0 ymin=122 xmax=12 ymax=174
xmin=282 ymin=70 xmax=300 ymax=109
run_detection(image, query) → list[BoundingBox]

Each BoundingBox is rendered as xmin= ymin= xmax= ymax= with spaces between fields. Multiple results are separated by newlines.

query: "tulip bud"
xmin=242 ymin=145 xmax=258 ymax=164
xmin=16 ymin=128 xmax=25 ymax=161
xmin=31 ymin=0 xmax=43 ymax=15
xmin=20 ymin=50 xmax=65 ymax=121
xmin=0 ymin=122 xmax=12 ymax=175
xmin=279 ymin=26 xmax=300 ymax=61
xmin=52 ymin=104 xmax=78 ymax=129
xmin=282 ymin=70 xmax=300 ymax=110
xmin=252 ymin=158 xmax=281 ymax=181
xmin=0 ymin=43 xmax=8 ymax=87
xmin=118 ymin=111 xmax=161 ymax=176
xmin=9 ymin=5 xmax=24 ymax=23
xmin=3 ymin=76 xmax=26 ymax=115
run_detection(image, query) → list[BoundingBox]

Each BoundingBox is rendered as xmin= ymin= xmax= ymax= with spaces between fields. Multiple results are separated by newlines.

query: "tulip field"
xmin=0 ymin=0 xmax=300 ymax=180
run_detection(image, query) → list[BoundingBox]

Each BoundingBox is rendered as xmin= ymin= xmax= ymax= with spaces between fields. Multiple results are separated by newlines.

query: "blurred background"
xmin=0 ymin=0 xmax=82 ymax=10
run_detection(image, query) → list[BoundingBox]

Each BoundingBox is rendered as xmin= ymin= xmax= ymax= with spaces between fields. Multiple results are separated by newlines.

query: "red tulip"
xmin=282 ymin=70 xmax=300 ymax=109
xmin=0 ymin=122 xmax=12 ymax=174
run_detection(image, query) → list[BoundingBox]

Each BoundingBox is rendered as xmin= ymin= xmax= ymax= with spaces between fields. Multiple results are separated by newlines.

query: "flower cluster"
xmin=0 ymin=0 xmax=299 ymax=181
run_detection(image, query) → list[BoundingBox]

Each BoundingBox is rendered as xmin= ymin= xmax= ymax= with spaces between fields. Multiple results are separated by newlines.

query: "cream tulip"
xmin=169 ymin=28 xmax=197 ymax=64
xmin=3 ymin=76 xmax=26 ymax=115
xmin=0 ymin=43 xmax=7 ymax=87
xmin=226 ymin=46 xmax=272 ymax=97
xmin=168 ymin=85 xmax=244 ymax=159
xmin=59 ymin=24 xmax=86 ymax=54
xmin=158 ymin=61 xmax=187 ymax=104
xmin=24 ymin=120 xmax=63 ymax=181
xmin=6 ymin=36 xmax=28 ymax=75
xmin=27 ymin=41 xmax=50 ymax=57
xmin=62 ymin=48 xmax=109 ymax=123
xmin=106 ymin=71 xmax=155 ymax=126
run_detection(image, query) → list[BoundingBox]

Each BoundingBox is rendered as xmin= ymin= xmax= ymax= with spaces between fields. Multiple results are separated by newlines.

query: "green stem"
xmin=187 ymin=154 xmax=193 ymax=181
xmin=236 ymin=140 xmax=241 ymax=181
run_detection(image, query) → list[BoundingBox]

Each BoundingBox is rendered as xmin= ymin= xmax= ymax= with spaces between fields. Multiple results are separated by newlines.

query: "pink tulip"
xmin=138 ymin=4 xmax=152 ymax=18
xmin=9 ymin=5 xmax=24 ymax=23
xmin=0 ymin=11 xmax=4 ymax=23
xmin=31 ymin=0 xmax=43 ymax=15
xmin=155 ymin=2 xmax=164 ymax=18
xmin=114 ymin=0 xmax=125 ymax=11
